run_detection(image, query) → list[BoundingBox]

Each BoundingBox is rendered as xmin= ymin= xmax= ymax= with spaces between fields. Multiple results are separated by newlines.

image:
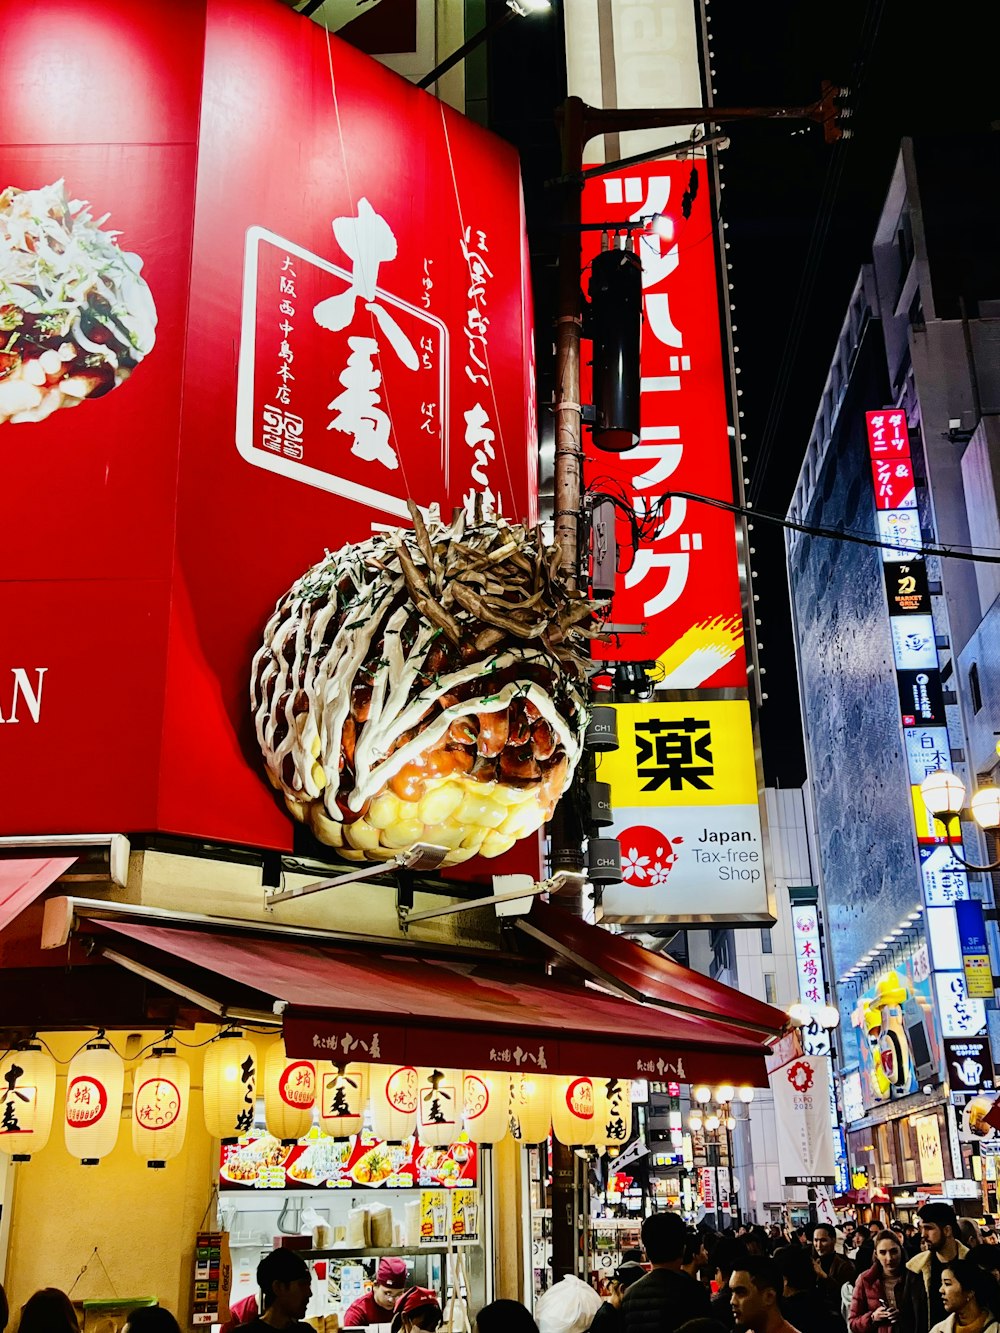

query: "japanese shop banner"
xmin=898 ymin=670 xmax=947 ymax=728
xmin=597 ymin=701 xmax=769 ymax=925
xmin=955 ymin=900 xmax=995 ymax=999
xmin=885 ymin=561 xmax=931 ymax=616
xmin=282 ymin=1010 xmax=764 ymax=1085
xmin=792 ymin=905 xmax=832 ymax=1058
xmin=0 ymin=0 xmax=537 ymax=862
xmin=768 ymin=1052 xmax=836 ymax=1185
xmin=944 ymin=1037 xmax=995 ymax=1095
xmin=913 ymin=1114 xmax=945 ymax=1184
xmin=580 ymin=162 xmax=746 ymax=686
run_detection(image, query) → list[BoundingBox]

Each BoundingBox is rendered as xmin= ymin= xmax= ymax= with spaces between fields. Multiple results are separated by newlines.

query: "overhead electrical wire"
xmin=648 ymin=489 xmax=1000 ymax=566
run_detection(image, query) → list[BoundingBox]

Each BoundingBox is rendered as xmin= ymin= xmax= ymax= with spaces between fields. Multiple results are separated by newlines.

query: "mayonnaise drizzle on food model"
xmin=251 ymin=501 xmax=599 ymax=865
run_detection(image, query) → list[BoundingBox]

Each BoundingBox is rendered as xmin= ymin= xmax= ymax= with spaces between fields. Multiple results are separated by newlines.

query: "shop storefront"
xmin=0 ymin=884 xmax=785 ymax=1321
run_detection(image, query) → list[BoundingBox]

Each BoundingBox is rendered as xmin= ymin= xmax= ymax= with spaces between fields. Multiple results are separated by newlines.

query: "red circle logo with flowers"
xmin=618 ymin=826 xmax=683 ymax=888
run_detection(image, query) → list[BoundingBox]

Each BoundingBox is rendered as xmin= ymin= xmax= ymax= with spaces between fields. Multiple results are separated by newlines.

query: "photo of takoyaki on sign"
xmin=0 ymin=180 xmax=157 ymax=426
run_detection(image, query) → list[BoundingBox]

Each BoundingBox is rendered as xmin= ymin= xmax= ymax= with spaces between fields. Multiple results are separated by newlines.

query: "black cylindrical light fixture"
xmin=588 ymin=780 xmax=613 ymax=827
xmin=586 ymin=836 xmax=622 ymax=883
xmin=585 ymin=705 xmax=619 ymax=752
xmin=588 ymin=246 xmax=642 ymax=452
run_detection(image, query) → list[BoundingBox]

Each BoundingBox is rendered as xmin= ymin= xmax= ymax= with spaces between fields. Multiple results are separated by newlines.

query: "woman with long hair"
xmin=849 ymin=1229 xmax=905 ymax=1332
xmin=17 ymin=1291 xmax=79 ymax=1333
xmin=932 ymin=1258 xmax=1000 ymax=1333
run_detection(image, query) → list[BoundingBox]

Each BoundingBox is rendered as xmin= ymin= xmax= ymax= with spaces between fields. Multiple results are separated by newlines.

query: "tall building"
xmin=701 ymin=785 xmax=847 ymax=1222
xmin=787 ymin=136 xmax=1000 ymax=1214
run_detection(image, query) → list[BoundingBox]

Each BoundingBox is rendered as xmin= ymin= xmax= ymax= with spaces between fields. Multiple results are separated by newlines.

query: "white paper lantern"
xmin=463 ymin=1071 xmax=509 ymax=1144
xmin=65 ymin=1040 xmax=125 ymax=1164
xmin=264 ymin=1040 xmax=316 ymax=1143
xmin=592 ymin=1076 xmax=632 ymax=1148
xmin=132 ymin=1047 xmax=190 ymax=1168
xmin=0 ymin=1044 xmax=57 ymax=1161
xmin=318 ymin=1061 xmax=369 ymax=1138
xmin=508 ymin=1072 xmax=551 ymax=1145
xmin=416 ymin=1067 xmax=463 ymax=1147
xmin=203 ymin=1032 xmax=257 ymax=1142
xmin=370 ymin=1064 xmax=419 ymax=1142
xmin=551 ymin=1076 xmax=598 ymax=1145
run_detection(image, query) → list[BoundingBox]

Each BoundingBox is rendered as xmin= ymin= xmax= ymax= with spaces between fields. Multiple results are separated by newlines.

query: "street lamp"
xmin=919 ymin=768 xmax=1000 ymax=872
xmin=688 ymin=1083 xmax=753 ymax=1229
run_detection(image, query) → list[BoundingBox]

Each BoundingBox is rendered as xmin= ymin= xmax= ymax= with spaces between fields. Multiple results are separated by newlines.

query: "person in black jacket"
xmin=590 ymin=1265 xmax=647 ymax=1333
xmin=773 ymin=1245 xmax=847 ymax=1333
xmin=622 ymin=1214 xmax=711 ymax=1333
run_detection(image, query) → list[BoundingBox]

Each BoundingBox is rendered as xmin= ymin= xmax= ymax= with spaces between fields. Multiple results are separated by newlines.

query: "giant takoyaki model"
xmin=252 ymin=501 xmax=598 ymax=865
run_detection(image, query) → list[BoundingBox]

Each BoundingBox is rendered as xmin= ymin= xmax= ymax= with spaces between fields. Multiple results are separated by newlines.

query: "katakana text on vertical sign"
xmin=580 ymin=162 xmax=746 ymax=686
xmin=598 ymin=701 xmax=769 ymax=926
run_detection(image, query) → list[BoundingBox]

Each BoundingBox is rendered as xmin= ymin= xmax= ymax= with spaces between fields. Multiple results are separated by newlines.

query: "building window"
xmin=970 ymin=662 xmax=983 ymax=714
xmin=760 ymin=927 xmax=773 ymax=955
xmin=764 ymin=972 xmax=777 ymax=1005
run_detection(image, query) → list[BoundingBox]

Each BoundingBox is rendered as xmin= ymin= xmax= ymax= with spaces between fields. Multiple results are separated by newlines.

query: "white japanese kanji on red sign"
xmin=238 ymin=218 xmax=448 ymax=519
xmin=581 ymin=161 xmax=745 ymax=686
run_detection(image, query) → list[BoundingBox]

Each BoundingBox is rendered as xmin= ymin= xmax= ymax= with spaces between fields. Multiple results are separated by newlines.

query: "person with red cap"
xmin=391 ymin=1288 xmax=442 ymax=1333
xmin=344 ymin=1260 xmax=410 ymax=1327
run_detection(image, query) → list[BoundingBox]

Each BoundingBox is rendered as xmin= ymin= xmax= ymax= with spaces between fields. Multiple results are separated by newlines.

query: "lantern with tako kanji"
xmin=203 ymin=1032 xmax=257 ymax=1143
xmin=370 ymin=1064 xmax=418 ymax=1142
xmin=264 ymin=1040 xmax=316 ymax=1143
xmin=0 ymin=1044 xmax=57 ymax=1161
xmin=551 ymin=1076 xmax=597 ymax=1145
xmin=463 ymin=1071 xmax=509 ymax=1144
xmin=416 ymin=1067 xmax=463 ymax=1147
xmin=317 ymin=1062 xmax=369 ymax=1139
xmin=592 ymin=1076 xmax=632 ymax=1148
xmin=508 ymin=1072 xmax=551 ymax=1145
xmin=131 ymin=1047 xmax=190 ymax=1168
xmin=64 ymin=1040 xmax=125 ymax=1164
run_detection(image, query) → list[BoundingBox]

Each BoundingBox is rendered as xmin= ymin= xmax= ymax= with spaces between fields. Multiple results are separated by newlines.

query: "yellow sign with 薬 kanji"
xmin=598 ymin=701 xmax=758 ymax=808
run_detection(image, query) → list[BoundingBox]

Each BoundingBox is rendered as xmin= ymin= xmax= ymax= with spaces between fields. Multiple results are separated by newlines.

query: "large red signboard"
xmin=0 ymin=0 xmax=536 ymax=859
xmin=580 ymin=162 xmax=745 ymax=687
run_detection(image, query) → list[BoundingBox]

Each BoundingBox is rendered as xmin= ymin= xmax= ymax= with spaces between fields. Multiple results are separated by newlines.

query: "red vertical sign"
xmin=580 ymin=161 xmax=745 ymax=687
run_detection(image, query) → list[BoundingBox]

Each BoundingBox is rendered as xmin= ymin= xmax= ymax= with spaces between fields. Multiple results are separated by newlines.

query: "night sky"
xmin=708 ymin=1 xmax=999 ymax=786
xmin=487 ymin=1 xmax=1000 ymax=788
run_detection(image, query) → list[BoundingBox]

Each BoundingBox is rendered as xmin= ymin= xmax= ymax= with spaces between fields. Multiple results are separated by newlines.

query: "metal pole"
xmin=552 ymin=95 xmax=586 ymax=586
xmin=416 ymin=7 xmax=517 ymax=89
xmin=725 ymin=1120 xmax=738 ymax=1227
xmin=548 ymin=84 xmax=844 ymax=582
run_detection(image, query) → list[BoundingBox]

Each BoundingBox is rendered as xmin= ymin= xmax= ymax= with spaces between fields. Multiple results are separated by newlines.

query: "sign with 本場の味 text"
xmin=791 ymin=905 xmax=832 ymax=1058
xmin=598 ymin=701 xmax=768 ymax=925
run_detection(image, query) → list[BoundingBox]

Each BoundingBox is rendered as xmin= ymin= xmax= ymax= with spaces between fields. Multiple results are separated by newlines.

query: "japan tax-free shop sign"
xmin=598 ymin=701 xmax=770 ymax=926
xmin=0 ymin=0 xmax=535 ymax=852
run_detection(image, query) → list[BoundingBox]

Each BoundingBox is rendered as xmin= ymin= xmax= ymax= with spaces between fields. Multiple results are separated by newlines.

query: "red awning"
xmin=0 ymin=857 xmax=75 ymax=934
xmin=521 ymin=899 xmax=786 ymax=1037
xmin=95 ymin=918 xmax=777 ymax=1083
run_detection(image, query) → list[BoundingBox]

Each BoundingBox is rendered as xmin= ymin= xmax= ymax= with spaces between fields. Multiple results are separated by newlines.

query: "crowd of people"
xmin=571 ymin=1203 xmax=1000 ymax=1333
xmin=0 ymin=1288 xmax=181 ymax=1333
xmin=5 ymin=1202 xmax=1000 ymax=1333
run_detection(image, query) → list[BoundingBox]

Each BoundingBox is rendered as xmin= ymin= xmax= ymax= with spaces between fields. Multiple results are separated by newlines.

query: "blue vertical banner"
xmin=955 ymin=899 xmax=995 ymax=999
